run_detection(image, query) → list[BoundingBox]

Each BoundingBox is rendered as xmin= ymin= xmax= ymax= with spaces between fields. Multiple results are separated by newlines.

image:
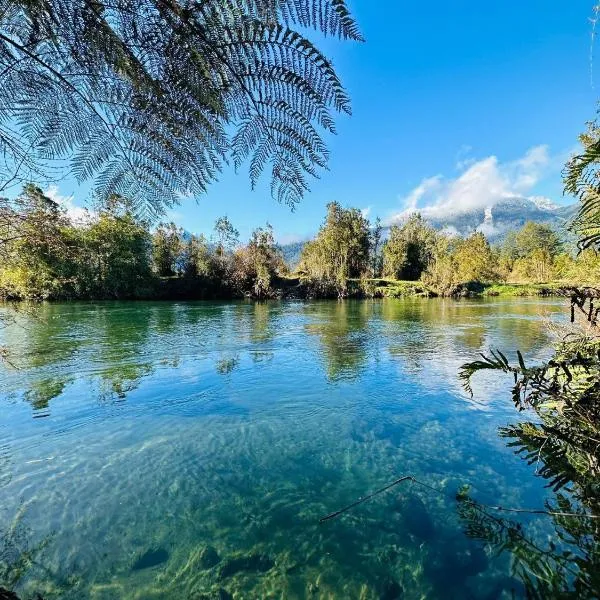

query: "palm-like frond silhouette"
xmin=564 ymin=120 xmax=600 ymax=249
xmin=0 ymin=0 xmax=362 ymax=216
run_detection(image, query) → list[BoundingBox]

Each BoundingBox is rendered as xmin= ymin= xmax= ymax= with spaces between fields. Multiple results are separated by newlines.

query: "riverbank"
xmin=367 ymin=279 xmax=568 ymax=299
xmin=156 ymin=276 xmax=576 ymax=300
xmin=0 ymin=274 xmax=579 ymax=302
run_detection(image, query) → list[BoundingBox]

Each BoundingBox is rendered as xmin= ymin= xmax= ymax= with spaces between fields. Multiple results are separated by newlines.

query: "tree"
xmin=0 ymin=1 xmax=362 ymax=214
xmin=232 ymin=223 xmax=282 ymax=298
xmin=299 ymin=202 xmax=371 ymax=294
xmin=0 ymin=185 xmax=71 ymax=298
xmin=382 ymin=213 xmax=437 ymax=280
xmin=453 ymin=232 xmax=498 ymax=283
xmin=152 ymin=222 xmax=184 ymax=276
xmin=181 ymin=234 xmax=214 ymax=278
xmin=370 ymin=217 xmax=383 ymax=277
xmin=565 ymin=119 xmax=600 ymax=248
xmin=214 ymin=216 xmax=240 ymax=255
xmin=514 ymin=221 xmax=562 ymax=259
xmin=0 ymin=186 xmax=155 ymax=299
xmin=76 ymin=211 xmax=153 ymax=298
xmin=421 ymin=235 xmax=461 ymax=296
xmin=498 ymin=222 xmax=562 ymax=283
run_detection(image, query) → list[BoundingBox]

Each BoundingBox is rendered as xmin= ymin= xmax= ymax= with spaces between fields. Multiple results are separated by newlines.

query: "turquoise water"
xmin=0 ymin=298 xmax=567 ymax=599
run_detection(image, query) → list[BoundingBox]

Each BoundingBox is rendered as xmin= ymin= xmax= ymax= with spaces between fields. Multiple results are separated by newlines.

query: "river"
xmin=0 ymin=298 xmax=568 ymax=599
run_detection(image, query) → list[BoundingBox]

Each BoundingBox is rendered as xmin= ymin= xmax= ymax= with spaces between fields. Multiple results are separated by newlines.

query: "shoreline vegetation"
xmin=0 ymin=186 xmax=596 ymax=304
xmin=149 ymin=277 xmax=584 ymax=301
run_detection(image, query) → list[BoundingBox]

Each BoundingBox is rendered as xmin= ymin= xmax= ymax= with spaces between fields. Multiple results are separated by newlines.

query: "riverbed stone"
xmin=217 ymin=552 xmax=274 ymax=579
xmin=131 ymin=547 xmax=169 ymax=570
xmin=379 ymin=578 xmax=404 ymax=600
xmin=199 ymin=545 xmax=221 ymax=569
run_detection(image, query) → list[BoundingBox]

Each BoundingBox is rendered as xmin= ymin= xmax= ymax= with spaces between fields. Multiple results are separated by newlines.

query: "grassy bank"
xmin=345 ymin=279 xmax=577 ymax=299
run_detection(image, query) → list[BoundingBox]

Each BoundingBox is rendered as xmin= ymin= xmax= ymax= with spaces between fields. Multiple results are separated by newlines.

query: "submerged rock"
xmin=379 ymin=578 xmax=404 ymax=600
xmin=199 ymin=545 xmax=221 ymax=569
xmin=0 ymin=589 xmax=44 ymax=600
xmin=218 ymin=552 xmax=274 ymax=579
xmin=131 ymin=547 xmax=169 ymax=570
xmin=403 ymin=495 xmax=435 ymax=541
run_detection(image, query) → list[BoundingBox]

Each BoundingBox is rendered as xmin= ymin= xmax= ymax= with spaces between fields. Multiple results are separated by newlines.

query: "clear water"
xmin=0 ymin=298 xmax=567 ymax=599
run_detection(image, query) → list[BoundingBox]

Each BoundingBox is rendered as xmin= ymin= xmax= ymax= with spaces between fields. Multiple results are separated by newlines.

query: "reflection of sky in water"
xmin=0 ymin=298 xmax=569 ymax=599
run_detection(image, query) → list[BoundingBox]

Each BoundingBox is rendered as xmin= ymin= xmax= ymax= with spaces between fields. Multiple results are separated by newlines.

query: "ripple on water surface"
xmin=0 ymin=298 xmax=568 ymax=599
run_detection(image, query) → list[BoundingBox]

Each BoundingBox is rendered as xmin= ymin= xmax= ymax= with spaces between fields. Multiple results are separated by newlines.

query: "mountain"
xmin=403 ymin=197 xmax=578 ymax=242
xmin=276 ymin=241 xmax=305 ymax=269
xmin=276 ymin=197 xmax=578 ymax=268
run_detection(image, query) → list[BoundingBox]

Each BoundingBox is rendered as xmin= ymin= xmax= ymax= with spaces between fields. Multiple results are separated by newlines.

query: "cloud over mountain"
xmin=389 ymin=145 xmax=557 ymax=223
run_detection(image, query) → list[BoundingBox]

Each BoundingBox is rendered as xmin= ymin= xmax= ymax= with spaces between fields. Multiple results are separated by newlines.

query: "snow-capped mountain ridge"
xmin=410 ymin=196 xmax=576 ymax=241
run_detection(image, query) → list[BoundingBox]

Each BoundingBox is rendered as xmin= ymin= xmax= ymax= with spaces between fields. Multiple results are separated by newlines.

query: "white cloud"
xmin=45 ymin=185 xmax=92 ymax=225
xmin=402 ymin=176 xmax=443 ymax=212
xmin=388 ymin=145 xmax=557 ymax=224
xmin=360 ymin=206 xmax=372 ymax=219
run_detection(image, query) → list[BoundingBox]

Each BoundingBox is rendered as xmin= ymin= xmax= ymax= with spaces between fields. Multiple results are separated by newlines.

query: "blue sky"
xmin=53 ymin=1 xmax=598 ymax=242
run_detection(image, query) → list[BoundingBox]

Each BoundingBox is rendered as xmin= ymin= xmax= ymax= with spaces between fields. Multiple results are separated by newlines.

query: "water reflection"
xmin=304 ymin=301 xmax=372 ymax=380
xmin=0 ymin=298 xmax=565 ymax=415
xmin=0 ymin=298 xmax=570 ymax=599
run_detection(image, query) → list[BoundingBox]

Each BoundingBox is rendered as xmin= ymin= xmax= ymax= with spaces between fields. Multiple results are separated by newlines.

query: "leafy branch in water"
xmin=456 ymin=488 xmax=600 ymax=599
xmin=459 ymin=290 xmax=600 ymax=598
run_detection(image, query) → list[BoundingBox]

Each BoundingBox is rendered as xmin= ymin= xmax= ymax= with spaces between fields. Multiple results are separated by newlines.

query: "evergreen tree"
xmin=382 ymin=214 xmax=437 ymax=280
xmin=299 ymin=202 xmax=371 ymax=294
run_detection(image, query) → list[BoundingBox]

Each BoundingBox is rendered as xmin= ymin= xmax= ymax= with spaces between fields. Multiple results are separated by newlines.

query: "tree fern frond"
xmin=0 ymin=0 xmax=361 ymax=214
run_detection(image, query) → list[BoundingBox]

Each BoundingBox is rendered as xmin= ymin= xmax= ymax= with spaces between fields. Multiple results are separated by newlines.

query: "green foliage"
xmin=422 ymin=232 xmax=498 ymax=295
xmin=459 ymin=291 xmax=600 ymax=598
xmin=453 ymin=232 xmax=498 ymax=283
xmin=382 ymin=214 xmax=437 ymax=280
xmin=565 ymin=119 xmax=600 ymax=249
xmin=370 ymin=217 xmax=384 ymax=277
xmin=420 ymin=235 xmax=461 ymax=296
xmin=77 ymin=211 xmax=154 ymax=298
xmin=152 ymin=222 xmax=184 ymax=277
xmin=214 ymin=216 xmax=240 ymax=254
xmin=231 ymin=223 xmax=283 ymax=298
xmin=299 ymin=202 xmax=371 ymax=295
xmin=3 ymin=185 xmax=600 ymax=302
xmin=499 ymin=222 xmax=562 ymax=282
xmin=181 ymin=234 xmax=214 ymax=278
xmin=0 ymin=0 xmax=361 ymax=214
xmin=0 ymin=185 xmax=71 ymax=299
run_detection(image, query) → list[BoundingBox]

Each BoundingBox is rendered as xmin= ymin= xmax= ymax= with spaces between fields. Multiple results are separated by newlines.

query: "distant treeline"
xmin=298 ymin=202 xmax=598 ymax=297
xmin=0 ymin=185 xmax=285 ymax=300
xmin=0 ymin=186 xmax=597 ymax=301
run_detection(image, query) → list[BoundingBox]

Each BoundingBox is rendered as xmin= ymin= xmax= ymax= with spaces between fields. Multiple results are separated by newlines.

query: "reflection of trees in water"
xmin=23 ymin=379 xmax=67 ymax=413
xmin=304 ymin=301 xmax=371 ymax=380
xmin=216 ymin=356 xmax=239 ymax=375
xmin=382 ymin=299 xmax=556 ymax=403
xmin=249 ymin=302 xmax=276 ymax=344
